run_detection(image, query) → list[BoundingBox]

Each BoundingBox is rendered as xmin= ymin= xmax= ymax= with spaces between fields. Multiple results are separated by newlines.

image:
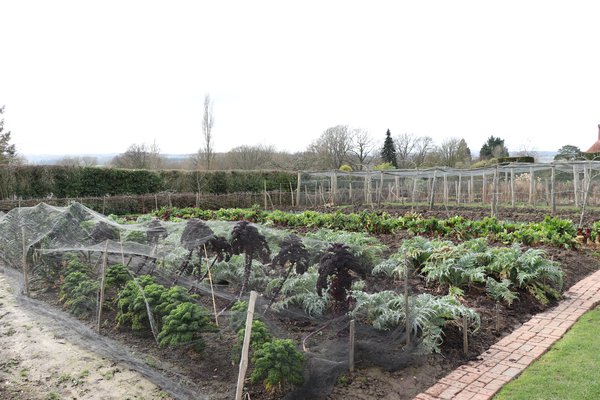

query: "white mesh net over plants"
xmin=0 ymin=202 xmax=484 ymax=399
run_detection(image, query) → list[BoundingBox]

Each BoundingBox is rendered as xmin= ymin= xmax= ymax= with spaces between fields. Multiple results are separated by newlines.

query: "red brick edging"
xmin=414 ymin=270 xmax=600 ymax=400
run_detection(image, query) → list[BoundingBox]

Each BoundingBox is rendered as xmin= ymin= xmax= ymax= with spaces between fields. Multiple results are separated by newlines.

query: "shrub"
xmin=157 ymin=302 xmax=215 ymax=351
xmin=250 ymin=339 xmax=304 ymax=394
xmin=231 ymin=320 xmax=272 ymax=363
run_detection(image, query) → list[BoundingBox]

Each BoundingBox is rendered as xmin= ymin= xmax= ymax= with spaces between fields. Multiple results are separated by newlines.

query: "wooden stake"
xmin=97 ymin=241 xmax=109 ymax=334
xmin=332 ymin=172 xmax=338 ymax=205
xmin=482 ymin=172 xmax=487 ymax=203
xmin=573 ymin=164 xmax=579 ymax=208
xmin=404 ymin=249 xmax=410 ymax=346
xmin=296 ymin=172 xmax=301 ymax=206
xmin=263 ymin=180 xmax=267 ymax=210
xmin=349 ymin=319 xmax=356 ymax=372
xmin=235 ymin=291 xmax=258 ymax=400
xmin=411 ymin=173 xmax=418 ymax=206
xmin=551 ymin=165 xmax=556 ymax=214
xmin=529 ymin=167 xmax=535 ymax=205
xmin=457 ymin=173 xmax=462 ymax=204
xmin=22 ymin=228 xmax=30 ymax=297
xmin=463 ymin=315 xmax=469 ymax=356
xmin=429 ymin=170 xmax=437 ymax=210
xmin=510 ymin=168 xmax=515 ymax=208
xmin=495 ymin=302 xmax=500 ymax=331
xmin=443 ymin=173 xmax=448 ymax=205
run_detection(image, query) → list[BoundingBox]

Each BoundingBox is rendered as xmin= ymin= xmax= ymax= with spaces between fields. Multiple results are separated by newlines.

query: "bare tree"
xmin=412 ymin=136 xmax=434 ymax=168
xmin=227 ymin=144 xmax=276 ymax=170
xmin=198 ymin=93 xmax=215 ymax=170
xmin=395 ymin=133 xmax=419 ymax=168
xmin=111 ymin=141 xmax=163 ymax=169
xmin=307 ymin=125 xmax=352 ymax=169
xmin=437 ymin=137 xmax=471 ymax=167
xmin=348 ymin=128 xmax=374 ymax=170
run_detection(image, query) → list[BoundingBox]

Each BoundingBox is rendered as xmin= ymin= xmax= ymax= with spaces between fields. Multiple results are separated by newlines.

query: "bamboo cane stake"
xmin=203 ymin=244 xmax=219 ymax=327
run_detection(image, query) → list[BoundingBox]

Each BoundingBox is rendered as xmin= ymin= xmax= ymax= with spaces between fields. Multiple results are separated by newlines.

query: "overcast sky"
xmin=1 ymin=1 xmax=600 ymax=159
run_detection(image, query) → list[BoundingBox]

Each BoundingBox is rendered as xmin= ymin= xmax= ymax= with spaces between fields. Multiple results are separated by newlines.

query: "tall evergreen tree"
xmin=380 ymin=129 xmax=397 ymax=167
xmin=0 ymin=106 xmax=16 ymax=165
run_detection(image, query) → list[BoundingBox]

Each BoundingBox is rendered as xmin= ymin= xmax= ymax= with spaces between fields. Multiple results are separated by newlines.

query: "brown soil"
xmin=3 ymin=204 xmax=600 ymax=400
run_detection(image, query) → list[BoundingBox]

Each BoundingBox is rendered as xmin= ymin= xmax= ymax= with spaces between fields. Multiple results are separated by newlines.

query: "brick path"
xmin=414 ymin=269 xmax=600 ymax=400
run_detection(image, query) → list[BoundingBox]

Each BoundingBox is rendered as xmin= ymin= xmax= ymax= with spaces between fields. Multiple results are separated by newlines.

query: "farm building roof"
xmin=585 ymin=124 xmax=600 ymax=153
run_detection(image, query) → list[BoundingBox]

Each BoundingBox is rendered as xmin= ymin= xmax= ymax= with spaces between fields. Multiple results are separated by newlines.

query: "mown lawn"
xmin=495 ymin=307 xmax=600 ymax=400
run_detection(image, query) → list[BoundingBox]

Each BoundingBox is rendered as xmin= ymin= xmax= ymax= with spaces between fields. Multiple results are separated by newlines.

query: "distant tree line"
xmin=2 ymin=100 xmax=596 ymax=173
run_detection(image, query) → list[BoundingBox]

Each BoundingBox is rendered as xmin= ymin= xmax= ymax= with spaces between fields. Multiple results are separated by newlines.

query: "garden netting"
xmin=0 ymin=202 xmax=471 ymax=399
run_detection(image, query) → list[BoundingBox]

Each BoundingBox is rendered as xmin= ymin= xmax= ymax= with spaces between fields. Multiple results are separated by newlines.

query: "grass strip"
xmin=495 ymin=307 xmax=600 ymax=400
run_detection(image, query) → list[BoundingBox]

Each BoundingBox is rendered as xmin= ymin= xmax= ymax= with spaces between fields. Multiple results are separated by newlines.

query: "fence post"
xmin=296 ymin=172 xmax=302 ymax=206
xmin=332 ymin=172 xmax=338 ymax=205
xmin=429 ymin=170 xmax=437 ymax=210
xmin=482 ymin=172 xmax=487 ymax=204
xmin=551 ymin=165 xmax=556 ymax=214
xmin=457 ymin=173 xmax=462 ymax=204
xmin=573 ymin=164 xmax=579 ymax=208
xmin=491 ymin=166 xmax=499 ymax=217
xmin=510 ymin=168 xmax=515 ymax=208
xmin=469 ymin=174 xmax=474 ymax=202
xmin=529 ymin=166 xmax=535 ymax=205
xmin=443 ymin=172 xmax=448 ymax=205
xmin=411 ymin=172 xmax=418 ymax=205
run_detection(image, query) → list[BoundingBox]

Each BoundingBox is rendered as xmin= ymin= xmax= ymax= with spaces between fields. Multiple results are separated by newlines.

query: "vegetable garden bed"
xmin=0 ymin=202 xmax=598 ymax=399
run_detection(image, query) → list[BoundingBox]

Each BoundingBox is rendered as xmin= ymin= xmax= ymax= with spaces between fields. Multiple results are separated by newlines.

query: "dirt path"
xmin=0 ymin=269 xmax=177 ymax=400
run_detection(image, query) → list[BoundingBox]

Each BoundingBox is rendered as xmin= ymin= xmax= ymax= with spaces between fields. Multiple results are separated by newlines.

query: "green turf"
xmin=495 ymin=307 xmax=600 ymax=400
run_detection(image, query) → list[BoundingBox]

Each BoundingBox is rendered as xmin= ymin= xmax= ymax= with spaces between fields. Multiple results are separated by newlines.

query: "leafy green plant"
xmin=229 ymin=300 xmax=248 ymax=333
xmin=486 ymin=277 xmax=518 ymax=306
xmin=59 ymin=256 xmax=98 ymax=318
xmin=231 ymin=320 xmax=272 ymax=363
xmin=250 ymin=339 xmax=304 ymax=394
xmin=116 ymin=275 xmax=165 ymax=332
xmin=421 ymin=242 xmax=487 ymax=296
xmin=351 ymin=291 xmax=480 ymax=353
xmin=157 ymin=301 xmax=215 ymax=351
xmin=269 ymin=268 xmax=329 ymax=318
xmin=105 ymin=263 xmax=131 ymax=291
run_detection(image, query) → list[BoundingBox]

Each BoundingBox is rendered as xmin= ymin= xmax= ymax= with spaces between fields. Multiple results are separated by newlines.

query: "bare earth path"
xmin=0 ymin=268 xmax=187 ymax=400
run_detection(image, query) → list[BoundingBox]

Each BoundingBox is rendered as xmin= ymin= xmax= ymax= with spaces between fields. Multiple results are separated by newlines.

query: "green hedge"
xmin=0 ymin=166 xmax=297 ymax=199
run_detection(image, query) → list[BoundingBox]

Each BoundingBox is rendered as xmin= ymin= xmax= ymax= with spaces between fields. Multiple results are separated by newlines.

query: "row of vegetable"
xmin=152 ymin=206 xmax=581 ymax=248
